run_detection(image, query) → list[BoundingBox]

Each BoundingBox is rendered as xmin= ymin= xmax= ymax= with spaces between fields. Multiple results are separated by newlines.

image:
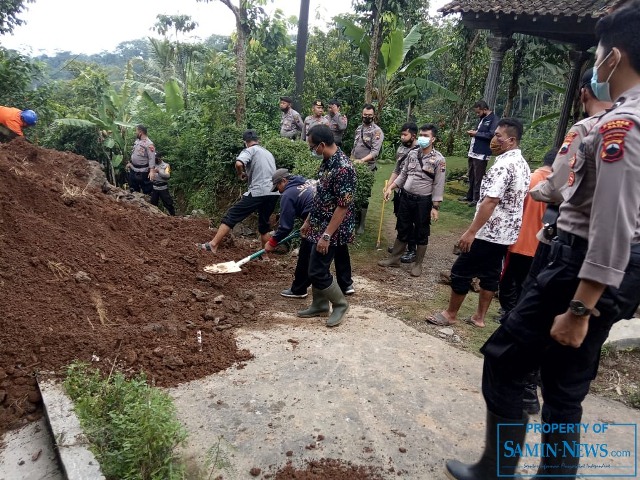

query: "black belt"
xmin=557 ymin=229 xmax=588 ymax=251
xmin=403 ymin=191 xmax=431 ymax=201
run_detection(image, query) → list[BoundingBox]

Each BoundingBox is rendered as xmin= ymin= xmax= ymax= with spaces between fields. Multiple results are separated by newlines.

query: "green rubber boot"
xmin=323 ymin=280 xmax=349 ymax=327
xmin=297 ymin=286 xmax=330 ymax=318
xmin=378 ymin=238 xmax=407 ymax=267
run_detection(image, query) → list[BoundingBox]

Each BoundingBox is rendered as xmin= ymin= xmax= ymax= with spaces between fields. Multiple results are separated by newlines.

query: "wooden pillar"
xmin=554 ymin=50 xmax=591 ymax=148
xmin=483 ymin=34 xmax=514 ymax=110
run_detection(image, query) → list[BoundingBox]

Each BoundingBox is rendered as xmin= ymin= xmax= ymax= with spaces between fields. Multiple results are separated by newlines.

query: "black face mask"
xmin=402 ymin=139 xmax=414 ymax=147
xmin=362 ymin=116 xmax=373 ymax=124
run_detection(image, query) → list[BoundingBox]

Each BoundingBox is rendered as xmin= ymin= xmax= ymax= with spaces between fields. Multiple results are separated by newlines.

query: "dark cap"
xmin=242 ymin=129 xmax=259 ymax=142
xmin=313 ymin=100 xmax=324 ymax=108
xmin=271 ymin=168 xmax=290 ymax=192
xmin=280 ymin=96 xmax=293 ymax=103
xmin=328 ymin=99 xmax=341 ymax=107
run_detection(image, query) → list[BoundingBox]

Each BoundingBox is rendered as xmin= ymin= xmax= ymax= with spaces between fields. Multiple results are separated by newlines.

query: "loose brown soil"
xmin=1 ymin=138 xmax=638 ymax=478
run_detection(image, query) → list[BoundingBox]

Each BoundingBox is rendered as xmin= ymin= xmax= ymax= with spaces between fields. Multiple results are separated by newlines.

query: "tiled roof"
xmin=439 ymin=0 xmax=627 ymax=18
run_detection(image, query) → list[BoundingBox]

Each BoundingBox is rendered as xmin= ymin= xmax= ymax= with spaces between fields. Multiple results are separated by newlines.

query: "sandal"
xmin=196 ymin=242 xmax=212 ymax=251
xmin=427 ymin=312 xmax=455 ymax=326
xmin=464 ymin=316 xmax=485 ymax=328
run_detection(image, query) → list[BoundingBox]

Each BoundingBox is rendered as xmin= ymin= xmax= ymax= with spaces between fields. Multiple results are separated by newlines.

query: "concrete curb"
xmin=37 ymin=378 xmax=105 ymax=480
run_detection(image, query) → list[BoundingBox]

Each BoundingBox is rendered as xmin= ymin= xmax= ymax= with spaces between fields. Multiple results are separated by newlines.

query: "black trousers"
xmin=451 ymin=239 xmax=507 ymax=294
xmin=481 ymin=235 xmax=640 ymax=424
xmin=293 ymin=239 xmax=352 ymax=293
xmin=150 ymin=189 xmax=175 ymax=215
xmin=465 ymin=157 xmax=487 ymax=202
xmin=498 ymin=252 xmax=533 ymax=314
xmin=221 ymin=193 xmax=278 ymax=234
xmin=396 ymin=192 xmax=431 ymax=246
xmin=129 ymin=170 xmax=153 ymax=194
xmin=393 ymin=190 xmax=416 ymax=247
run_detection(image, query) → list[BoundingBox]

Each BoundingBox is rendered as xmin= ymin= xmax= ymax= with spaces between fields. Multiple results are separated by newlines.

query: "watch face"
xmin=570 ymin=300 xmax=588 ymax=316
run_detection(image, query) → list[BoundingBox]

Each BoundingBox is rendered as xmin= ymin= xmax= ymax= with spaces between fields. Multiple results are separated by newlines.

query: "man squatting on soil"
xmin=265 ymin=168 xmax=355 ymax=298
xmin=126 ymin=124 xmax=156 ymax=195
xmin=444 ymin=2 xmax=640 ymax=478
xmin=298 ymin=125 xmax=356 ymax=327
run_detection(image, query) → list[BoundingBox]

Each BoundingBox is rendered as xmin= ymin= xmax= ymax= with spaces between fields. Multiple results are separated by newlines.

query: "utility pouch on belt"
xmin=541 ymin=204 xmax=559 ymax=241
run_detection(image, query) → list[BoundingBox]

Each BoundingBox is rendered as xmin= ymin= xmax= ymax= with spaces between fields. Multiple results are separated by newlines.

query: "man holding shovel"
xmin=298 ymin=125 xmax=356 ymax=327
xmin=197 ymin=129 xmax=279 ymax=253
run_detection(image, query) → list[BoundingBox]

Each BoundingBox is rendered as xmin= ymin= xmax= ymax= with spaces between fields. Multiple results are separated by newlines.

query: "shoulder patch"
xmin=559 ymin=131 xmax=578 ymax=155
xmin=148 ymin=144 xmax=155 ymax=152
xmin=599 ymin=119 xmax=634 ymax=163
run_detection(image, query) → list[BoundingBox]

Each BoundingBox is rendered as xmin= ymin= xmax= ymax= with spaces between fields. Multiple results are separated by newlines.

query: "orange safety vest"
xmin=0 ymin=107 xmax=24 ymax=136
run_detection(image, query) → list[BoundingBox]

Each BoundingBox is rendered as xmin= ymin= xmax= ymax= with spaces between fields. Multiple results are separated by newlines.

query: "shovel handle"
xmin=237 ymin=230 xmax=301 ymax=267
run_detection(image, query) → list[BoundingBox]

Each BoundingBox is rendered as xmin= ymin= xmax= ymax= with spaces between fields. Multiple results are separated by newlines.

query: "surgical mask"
xmin=591 ymin=50 xmax=618 ymax=103
xmin=417 ymin=136 xmax=431 ymax=149
xmin=310 ymin=144 xmax=323 ymax=159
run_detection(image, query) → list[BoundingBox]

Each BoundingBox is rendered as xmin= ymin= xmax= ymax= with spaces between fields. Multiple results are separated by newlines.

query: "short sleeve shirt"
xmin=237 ymin=145 xmax=278 ymax=197
xmin=475 ymin=149 xmax=531 ymax=245
xmin=308 ymin=149 xmax=356 ymax=246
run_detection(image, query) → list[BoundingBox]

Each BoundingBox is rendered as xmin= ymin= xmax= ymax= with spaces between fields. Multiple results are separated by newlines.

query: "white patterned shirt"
xmin=475 ymin=149 xmax=531 ymax=245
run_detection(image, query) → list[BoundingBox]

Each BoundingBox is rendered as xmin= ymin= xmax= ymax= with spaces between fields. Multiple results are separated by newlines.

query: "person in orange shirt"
xmin=497 ymin=148 xmax=556 ymax=316
xmin=0 ymin=107 xmax=38 ymax=140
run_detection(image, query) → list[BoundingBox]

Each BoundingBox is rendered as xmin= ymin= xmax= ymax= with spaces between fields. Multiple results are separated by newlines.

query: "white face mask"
xmin=417 ymin=136 xmax=431 ymax=148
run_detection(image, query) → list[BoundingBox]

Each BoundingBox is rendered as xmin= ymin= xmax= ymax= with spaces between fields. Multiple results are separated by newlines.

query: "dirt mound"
xmin=0 ymin=138 xmax=286 ymax=434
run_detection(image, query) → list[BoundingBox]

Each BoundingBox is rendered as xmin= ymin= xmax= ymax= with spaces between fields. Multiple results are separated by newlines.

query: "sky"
xmin=1 ymin=0 xmax=449 ymax=56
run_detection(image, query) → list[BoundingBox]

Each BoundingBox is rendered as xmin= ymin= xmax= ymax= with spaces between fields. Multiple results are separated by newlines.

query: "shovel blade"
xmin=203 ymin=261 xmax=242 ymax=274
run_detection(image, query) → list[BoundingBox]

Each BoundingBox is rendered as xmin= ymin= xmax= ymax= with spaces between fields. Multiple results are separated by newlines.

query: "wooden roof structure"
xmin=439 ymin=0 xmax=629 ymax=48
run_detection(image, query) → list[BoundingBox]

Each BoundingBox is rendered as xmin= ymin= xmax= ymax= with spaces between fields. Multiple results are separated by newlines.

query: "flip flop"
xmin=426 ymin=312 xmax=455 ymax=326
xmin=464 ymin=316 xmax=485 ymax=328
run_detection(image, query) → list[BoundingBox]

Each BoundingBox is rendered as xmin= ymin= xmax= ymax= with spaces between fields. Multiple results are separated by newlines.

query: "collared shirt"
xmin=325 ymin=112 xmax=348 ymax=144
xmin=236 ymin=144 xmax=278 ymax=197
xmin=308 ymin=148 xmax=356 ymax=246
xmin=351 ymin=123 xmax=384 ymax=169
xmin=530 ymin=114 xmax=604 ymax=204
xmin=475 ymin=148 xmax=531 ymax=245
xmin=393 ymin=145 xmax=415 ymax=175
xmin=557 ymin=84 xmax=640 ymax=288
xmin=302 ymin=115 xmax=330 ymax=141
xmin=280 ymin=108 xmax=304 ymax=138
xmin=394 ymin=148 xmax=446 ymax=202
xmin=130 ymin=137 xmax=156 ymax=171
xmin=468 ymin=112 xmax=499 ymax=160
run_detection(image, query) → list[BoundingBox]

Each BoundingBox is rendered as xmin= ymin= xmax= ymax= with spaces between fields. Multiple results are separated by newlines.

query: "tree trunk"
xmin=503 ymin=38 xmax=526 ymax=117
xmin=220 ymin=0 xmax=247 ymax=126
xmin=364 ymin=0 xmax=382 ymax=106
xmin=444 ymin=30 xmax=482 ymax=156
xmin=293 ymin=0 xmax=310 ymax=112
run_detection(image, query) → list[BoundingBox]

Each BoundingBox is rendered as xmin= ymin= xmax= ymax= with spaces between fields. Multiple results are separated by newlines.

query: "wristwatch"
xmin=569 ymin=300 xmax=592 ymax=317
xmin=321 ymin=233 xmax=331 ymax=242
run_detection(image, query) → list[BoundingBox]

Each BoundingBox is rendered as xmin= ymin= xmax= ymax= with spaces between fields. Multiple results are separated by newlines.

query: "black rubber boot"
xmin=323 ymin=280 xmax=349 ymax=327
xmin=378 ymin=239 xmax=407 ymax=267
xmin=532 ymin=428 xmax=580 ymax=479
xmin=297 ymin=287 xmax=330 ymax=318
xmin=445 ymin=410 xmax=528 ymax=479
xmin=356 ymin=208 xmax=368 ymax=234
xmin=400 ymin=244 xmax=417 ymax=263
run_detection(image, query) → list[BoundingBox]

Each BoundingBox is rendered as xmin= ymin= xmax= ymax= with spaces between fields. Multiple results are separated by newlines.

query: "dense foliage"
xmin=0 ymin=4 xmax=579 ymax=215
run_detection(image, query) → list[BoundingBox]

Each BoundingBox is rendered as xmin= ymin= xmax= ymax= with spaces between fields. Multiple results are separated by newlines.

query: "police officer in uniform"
xmin=279 ymin=96 xmax=304 ymax=140
xmin=127 ymin=124 xmax=156 ymax=194
xmin=444 ymin=3 xmax=640 ymax=478
xmin=351 ymin=103 xmax=384 ymax=234
xmin=302 ymin=100 xmax=330 ymax=141
xmin=325 ymin=99 xmax=348 ymax=147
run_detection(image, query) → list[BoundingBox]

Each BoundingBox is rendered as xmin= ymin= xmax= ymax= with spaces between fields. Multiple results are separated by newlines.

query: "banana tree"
xmin=337 ymin=18 xmax=458 ymax=117
xmin=55 ymin=63 xmax=139 ymax=185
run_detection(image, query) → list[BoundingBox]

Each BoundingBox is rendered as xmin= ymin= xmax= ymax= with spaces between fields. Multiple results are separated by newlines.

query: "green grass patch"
xmin=64 ymin=362 xmax=188 ymax=480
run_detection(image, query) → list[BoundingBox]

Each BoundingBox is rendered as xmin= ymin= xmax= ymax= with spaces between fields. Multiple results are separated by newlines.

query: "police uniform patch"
xmin=567 ymin=171 xmax=575 ymax=187
xmin=599 ymin=119 xmax=633 ymax=163
xmin=568 ymin=155 xmax=576 ymax=169
xmin=559 ymin=131 xmax=578 ymax=155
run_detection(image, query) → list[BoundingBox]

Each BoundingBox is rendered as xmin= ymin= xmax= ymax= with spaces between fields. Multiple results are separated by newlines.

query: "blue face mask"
xmin=591 ymin=50 xmax=618 ymax=103
xmin=417 ymin=136 xmax=431 ymax=149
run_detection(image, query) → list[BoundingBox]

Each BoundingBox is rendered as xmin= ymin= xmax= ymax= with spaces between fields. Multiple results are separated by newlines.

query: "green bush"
xmin=64 ymin=362 xmax=187 ymax=480
xmin=262 ymin=137 xmax=310 ymax=171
